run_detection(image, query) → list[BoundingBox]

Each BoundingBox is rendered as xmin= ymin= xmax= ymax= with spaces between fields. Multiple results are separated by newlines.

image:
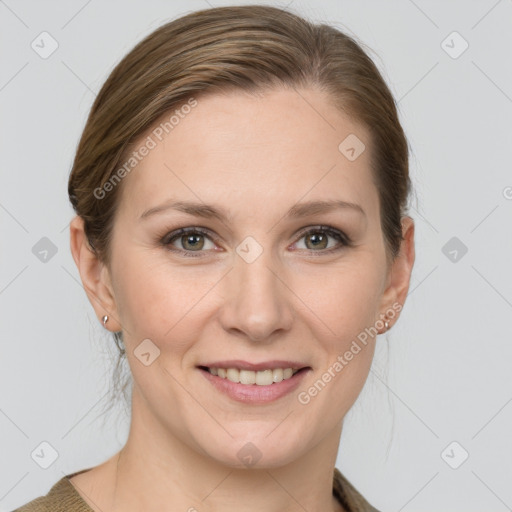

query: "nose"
xmin=217 ymin=248 xmax=294 ymax=342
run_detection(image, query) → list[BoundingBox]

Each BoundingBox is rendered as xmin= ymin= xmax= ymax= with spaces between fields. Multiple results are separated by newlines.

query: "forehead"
xmin=118 ymin=87 xmax=379 ymax=222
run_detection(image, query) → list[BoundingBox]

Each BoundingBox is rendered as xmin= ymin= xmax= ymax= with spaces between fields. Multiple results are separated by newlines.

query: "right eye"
xmin=161 ymin=227 xmax=218 ymax=256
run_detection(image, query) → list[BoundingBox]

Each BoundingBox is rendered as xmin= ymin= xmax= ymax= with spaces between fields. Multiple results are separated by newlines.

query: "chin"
xmin=197 ymin=428 xmax=308 ymax=470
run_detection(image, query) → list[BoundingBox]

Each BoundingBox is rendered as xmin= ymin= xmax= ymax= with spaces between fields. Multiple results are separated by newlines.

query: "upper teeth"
xmin=208 ymin=367 xmax=299 ymax=385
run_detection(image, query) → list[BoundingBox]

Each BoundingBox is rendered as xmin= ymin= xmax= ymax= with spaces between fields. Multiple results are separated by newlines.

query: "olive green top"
xmin=14 ymin=466 xmax=380 ymax=511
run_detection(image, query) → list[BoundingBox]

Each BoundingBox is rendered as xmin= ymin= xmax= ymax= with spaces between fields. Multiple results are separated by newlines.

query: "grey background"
xmin=1 ymin=1 xmax=511 ymax=510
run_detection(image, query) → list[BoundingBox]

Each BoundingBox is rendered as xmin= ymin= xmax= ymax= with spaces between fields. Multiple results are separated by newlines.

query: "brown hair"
xmin=68 ymin=4 xmax=412 ymax=417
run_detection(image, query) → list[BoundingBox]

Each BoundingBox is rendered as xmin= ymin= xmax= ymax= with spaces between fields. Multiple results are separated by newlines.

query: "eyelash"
xmin=159 ymin=225 xmax=352 ymax=258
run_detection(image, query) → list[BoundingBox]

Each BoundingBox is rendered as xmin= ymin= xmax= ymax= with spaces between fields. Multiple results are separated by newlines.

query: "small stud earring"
xmin=102 ymin=315 xmax=109 ymax=327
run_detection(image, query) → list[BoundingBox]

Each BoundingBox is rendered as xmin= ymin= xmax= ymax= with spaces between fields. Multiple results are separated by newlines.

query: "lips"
xmin=198 ymin=363 xmax=311 ymax=403
xmin=197 ymin=360 xmax=310 ymax=372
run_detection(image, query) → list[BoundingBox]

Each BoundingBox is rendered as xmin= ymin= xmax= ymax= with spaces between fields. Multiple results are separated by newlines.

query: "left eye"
xmin=293 ymin=228 xmax=347 ymax=251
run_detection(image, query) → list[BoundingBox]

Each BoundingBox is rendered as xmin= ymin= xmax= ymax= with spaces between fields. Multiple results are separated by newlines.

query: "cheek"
xmin=292 ymin=259 xmax=382 ymax=343
xmin=112 ymin=250 xmax=221 ymax=345
xmin=328 ymin=346 xmax=375 ymax=417
xmin=296 ymin=269 xmax=379 ymax=417
xmin=112 ymin=256 xmax=169 ymax=335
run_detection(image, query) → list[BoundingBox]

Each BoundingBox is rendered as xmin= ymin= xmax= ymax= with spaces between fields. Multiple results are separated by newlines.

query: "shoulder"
xmin=333 ymin=467 xmax=381 ymax=512
xmin=12 ymin=475 xmax=93 ymax=512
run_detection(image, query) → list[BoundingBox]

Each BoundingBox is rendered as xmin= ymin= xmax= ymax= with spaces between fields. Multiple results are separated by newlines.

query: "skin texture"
xmin=69 ymin=86 xmax=415 ymax=511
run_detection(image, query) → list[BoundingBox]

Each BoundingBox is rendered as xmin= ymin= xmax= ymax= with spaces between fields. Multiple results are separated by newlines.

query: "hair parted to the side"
xmin=68 ymin=4 xmax=412 ymax=417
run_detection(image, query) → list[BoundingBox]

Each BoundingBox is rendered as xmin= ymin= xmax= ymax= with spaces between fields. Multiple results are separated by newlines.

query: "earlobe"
xmin=377 ymin=216 xmax=416 ymax=330
xmin=69 ymin=215 xmax=121 ymax=331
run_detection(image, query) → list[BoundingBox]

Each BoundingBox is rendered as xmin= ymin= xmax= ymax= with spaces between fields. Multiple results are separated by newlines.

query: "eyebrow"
xmin=139 ymin=199 xmax=366 ymax=221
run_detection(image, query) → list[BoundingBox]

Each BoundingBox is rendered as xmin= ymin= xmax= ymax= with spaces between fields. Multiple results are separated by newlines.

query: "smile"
xmin=197 ymin=366 xmax=311 ymax=404
xmin=203 ymin=366 xmax=301 ymax=385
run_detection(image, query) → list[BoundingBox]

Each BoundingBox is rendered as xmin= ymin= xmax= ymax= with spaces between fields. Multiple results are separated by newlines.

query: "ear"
xmin=377 ymin=216 xmax=415 ymax=328
xmin=69 ymin=215 xmax=122 ymax=332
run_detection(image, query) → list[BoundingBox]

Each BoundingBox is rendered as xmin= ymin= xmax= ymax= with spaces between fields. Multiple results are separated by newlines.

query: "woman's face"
xmin=93 ymin=87 xmax=412 ymax=468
